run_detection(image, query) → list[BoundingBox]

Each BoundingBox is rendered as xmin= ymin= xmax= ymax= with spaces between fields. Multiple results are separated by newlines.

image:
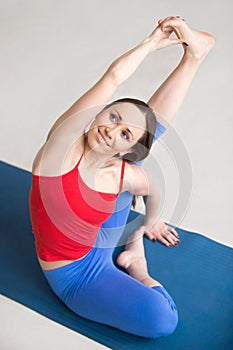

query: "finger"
xmin=161 ymin=228 xmax=180 ymax=246
xmin=167 ymin=226 xmax=179 ymax=238
xmin=160 ymin=17 xmax=184 ymax=32
xmin=163 ymin=232 xmax=178 ymax=246
xmin=176 ymin=16 xmax=185 ymax=21
xmin=167 ymin=229 xmax=180 ymax=243
xmin=145 ymin=231 xmax=156 ymax=241
xmin=157 ymin=235 xmax=173 ymax=247
xmin=161 ymin=24 xmax=174 ymax=33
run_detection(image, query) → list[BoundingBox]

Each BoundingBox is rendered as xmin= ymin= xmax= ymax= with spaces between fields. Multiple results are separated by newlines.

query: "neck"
xmin=83 ymin=142 xmax=118 ymax=170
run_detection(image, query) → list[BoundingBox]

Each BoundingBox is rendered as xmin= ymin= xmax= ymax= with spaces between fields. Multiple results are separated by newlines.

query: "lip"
xmin=97 ymin=129 xmax=110 ymax=147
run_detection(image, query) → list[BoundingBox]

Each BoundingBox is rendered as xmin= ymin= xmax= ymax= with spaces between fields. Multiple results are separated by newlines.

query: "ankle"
xmin=140 ymin=275 xmax=162 ymax=287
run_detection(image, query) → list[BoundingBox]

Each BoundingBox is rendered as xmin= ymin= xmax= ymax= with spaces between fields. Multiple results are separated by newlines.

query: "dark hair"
xmin=103 ymin=97 xmax=157 ymax=163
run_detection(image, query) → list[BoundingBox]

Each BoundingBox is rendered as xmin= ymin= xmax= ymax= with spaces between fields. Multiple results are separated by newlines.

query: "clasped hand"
xmin=147 ymin=16 xmax=186 ymax=51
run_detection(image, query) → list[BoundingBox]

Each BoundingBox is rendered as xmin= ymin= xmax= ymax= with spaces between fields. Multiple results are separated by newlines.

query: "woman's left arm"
xmin=125 ymin=164 xmax=179 ymax=247
xmin=147 ymin=16 xmax=215 ymax=125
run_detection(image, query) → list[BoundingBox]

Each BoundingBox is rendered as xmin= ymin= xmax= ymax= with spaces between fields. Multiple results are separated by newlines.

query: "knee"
xmin=141 ymin=294 xmax=179 ymax=338
xmin=151 ymin=306 xmax=178 ymax=338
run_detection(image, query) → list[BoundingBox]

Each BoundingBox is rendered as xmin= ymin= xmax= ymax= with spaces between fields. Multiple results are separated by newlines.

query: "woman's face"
xmin=87 ymin=102 xmax=146 ymax=156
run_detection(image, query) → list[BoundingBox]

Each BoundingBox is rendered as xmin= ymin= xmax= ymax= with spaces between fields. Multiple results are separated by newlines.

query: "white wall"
xmin=1 ymin=0 xmax=233 ymax=246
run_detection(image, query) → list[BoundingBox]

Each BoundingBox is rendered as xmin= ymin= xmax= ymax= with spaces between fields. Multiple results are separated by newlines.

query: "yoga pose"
xmin=29 ymin=16 xmax=214 ymax=338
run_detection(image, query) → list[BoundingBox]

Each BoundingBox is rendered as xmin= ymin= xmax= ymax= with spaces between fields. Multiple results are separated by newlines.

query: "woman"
xmin=29 ymin=16 xmax=214 ymax=338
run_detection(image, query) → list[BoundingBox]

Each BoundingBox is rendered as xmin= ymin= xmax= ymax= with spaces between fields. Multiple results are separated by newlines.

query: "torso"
xmin=32 ymin=139 xmax=125 ymax=271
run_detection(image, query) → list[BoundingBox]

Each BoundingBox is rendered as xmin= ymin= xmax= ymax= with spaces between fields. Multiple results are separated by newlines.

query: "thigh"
xmin=63 ymin=254 xmax=178 ymax=338
xmin=95 ymin=191 xmax=133 ymax=249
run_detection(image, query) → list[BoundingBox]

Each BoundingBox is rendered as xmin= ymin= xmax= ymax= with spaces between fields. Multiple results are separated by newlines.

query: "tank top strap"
xmin=117 ymin=160 xmax=126 ymax=196
xmin=76 ymin=153 xmax=84 ymax=169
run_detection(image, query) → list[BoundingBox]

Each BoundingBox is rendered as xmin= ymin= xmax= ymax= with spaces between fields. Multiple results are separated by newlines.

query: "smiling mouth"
xmin=97 ymin=129 xmax=110 ymax=147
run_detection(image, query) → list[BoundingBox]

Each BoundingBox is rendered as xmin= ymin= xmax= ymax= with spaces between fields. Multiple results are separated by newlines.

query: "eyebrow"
xmin=113 ymin=109 xmax=134 ymax=140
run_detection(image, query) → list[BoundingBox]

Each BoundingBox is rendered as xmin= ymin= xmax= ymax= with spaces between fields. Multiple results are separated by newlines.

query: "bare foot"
xmin=160 ymin=16 xmax=215 ymax=61
xmin=117 ymin=228 xmax=162 ymax=287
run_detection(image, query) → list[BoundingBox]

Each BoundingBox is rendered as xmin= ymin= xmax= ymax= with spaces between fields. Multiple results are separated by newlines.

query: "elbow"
xmin=105 ymin=63 xmax=122 ymax=87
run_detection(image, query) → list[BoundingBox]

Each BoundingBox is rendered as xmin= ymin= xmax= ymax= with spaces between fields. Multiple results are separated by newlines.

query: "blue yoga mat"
xmin=0 ymin=161 xmax=233 ymax=350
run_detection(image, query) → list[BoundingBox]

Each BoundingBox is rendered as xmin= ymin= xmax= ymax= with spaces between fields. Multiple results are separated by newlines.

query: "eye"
xmin=121 ymin=130 xmax=130 ymax=141
xmin=110 ymin=113 xmax=119 ymax=123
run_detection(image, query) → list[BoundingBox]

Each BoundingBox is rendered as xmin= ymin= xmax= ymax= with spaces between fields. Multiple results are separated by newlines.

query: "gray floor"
xmin=1 ymin=1 xmax=233 ymax=349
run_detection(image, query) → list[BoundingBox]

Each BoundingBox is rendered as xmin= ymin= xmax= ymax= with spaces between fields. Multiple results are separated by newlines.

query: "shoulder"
xmin=122 ymin=162 xmax=149 ymax=196
xmin=32 ymin=136 xmax=85 ymax=176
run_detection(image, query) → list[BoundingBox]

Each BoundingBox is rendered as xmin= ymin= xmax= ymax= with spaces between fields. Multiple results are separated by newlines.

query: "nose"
xmin=105 ymin=125 xmax=121 ymax=139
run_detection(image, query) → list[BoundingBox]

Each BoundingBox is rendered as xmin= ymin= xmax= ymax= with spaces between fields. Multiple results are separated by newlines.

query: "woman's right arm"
xmin=46 ymin=39 xmax=154 ymax=141
xmin=46 ymin=23 xmax=183 ymax=141
xmin=34 ymin=22 xmax=183 ymax=174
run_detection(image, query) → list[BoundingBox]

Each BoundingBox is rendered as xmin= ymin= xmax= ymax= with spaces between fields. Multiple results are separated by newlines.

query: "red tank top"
xmin=29 ymin=155 xmax=125 ymax=261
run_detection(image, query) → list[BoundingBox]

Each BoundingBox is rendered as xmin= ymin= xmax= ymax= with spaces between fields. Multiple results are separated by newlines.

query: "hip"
xmin=38 ymin=253 xmax=89 ymax=271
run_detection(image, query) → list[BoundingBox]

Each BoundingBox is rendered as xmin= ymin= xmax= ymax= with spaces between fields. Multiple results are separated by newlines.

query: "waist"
xmin=38 ymin=254 xmax=89 ymax=271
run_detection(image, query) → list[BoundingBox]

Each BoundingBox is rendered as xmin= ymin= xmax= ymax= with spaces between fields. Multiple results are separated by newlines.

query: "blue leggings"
xmin=43 ymin=192 xmax=178 ymax=339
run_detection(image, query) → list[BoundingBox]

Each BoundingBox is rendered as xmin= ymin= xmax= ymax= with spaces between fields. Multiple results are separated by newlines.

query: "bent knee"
xmin=151 ymin=307 xmax=178 ymax=338
xmin=141 ymin=291 xmax=179 ymax=338
xmin=144 ymin=309 xmax=178 ymax=338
